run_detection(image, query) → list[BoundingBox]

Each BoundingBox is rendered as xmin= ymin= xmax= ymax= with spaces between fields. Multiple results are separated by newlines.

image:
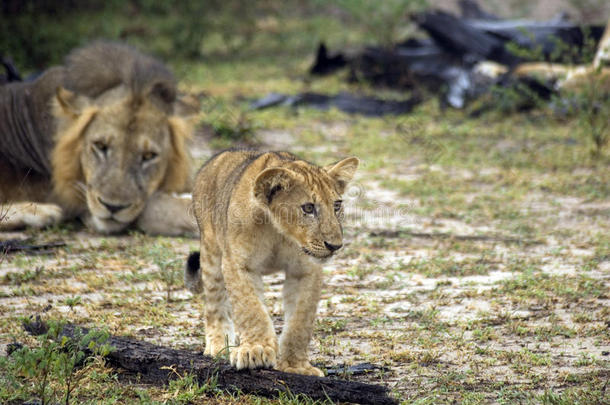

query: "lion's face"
xmin=81 ymin=103 xmax=173 ymax=232
xmin=254 ymin=157 xmax=359 ymax=260
xmin=51 ymin=87 xmax=193 ymax=233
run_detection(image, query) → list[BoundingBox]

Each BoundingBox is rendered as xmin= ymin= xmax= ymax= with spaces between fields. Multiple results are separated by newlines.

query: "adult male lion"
xmin=0 ymin=41 xmax=198 ymax=235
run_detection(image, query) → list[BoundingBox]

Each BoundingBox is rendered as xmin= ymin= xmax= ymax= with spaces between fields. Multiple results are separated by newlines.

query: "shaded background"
xmin=2 ymin=0 xmax=609 ymax=72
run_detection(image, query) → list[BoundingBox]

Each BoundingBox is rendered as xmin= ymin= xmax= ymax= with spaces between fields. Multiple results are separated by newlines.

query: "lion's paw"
xmin=22 ymin=203 xmax=63 ymax=228
xmin=277 ymin=361 xmax=324 ymax=376
xmin=230 ymin=342 xmax=277 ymax=370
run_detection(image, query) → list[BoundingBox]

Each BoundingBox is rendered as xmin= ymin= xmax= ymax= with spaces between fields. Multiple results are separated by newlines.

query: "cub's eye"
xmin=93 ymin=141 xmax=108 ymax=155
xmin=301 ymin=203 xmax=315 ymax=215
xmin=334 ymin=200 xmax=343 ymax=213
xmin=142 ymin=151 xmax=158 ymax=163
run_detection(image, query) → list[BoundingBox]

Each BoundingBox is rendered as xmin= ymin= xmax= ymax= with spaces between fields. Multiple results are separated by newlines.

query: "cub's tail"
xmin=184 ymin=251 xmax=203 ymax=294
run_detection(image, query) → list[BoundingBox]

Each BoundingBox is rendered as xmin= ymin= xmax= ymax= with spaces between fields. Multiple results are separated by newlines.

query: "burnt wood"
xmin=310 ymin=42 xmax=348 ymax=75
xmin=24 ymin=320 xmax=398 ymax=405
xmin=0 ymin=238 xmax=66 ymax=254
xmin=251 ymin=91 xmax=421 ymax=116
xmin=415 ymin=9 xmax=604 ymax=66
xmin=414 ymin=10 xmax=519 ymax=66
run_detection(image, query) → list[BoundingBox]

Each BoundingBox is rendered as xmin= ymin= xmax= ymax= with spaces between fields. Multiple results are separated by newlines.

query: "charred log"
xmin=251 ymin=91 xmax=421 ymax=116
xmin=24 ymin=319 xmax=398 ymax=405
xmin=468 ymin=19 xmax=604 ymax=64
xmin=304 ymin=0 xmax=606 ymax=111
xmin=310 ymin=43 xmax=348 ymax=75
xmin=0 ymin=238 xmax=66 ymax=255
xmin=414 ymin=10 xmax=520 ymax=66
xmin=416 ymin=9 xmax=604 ymax=65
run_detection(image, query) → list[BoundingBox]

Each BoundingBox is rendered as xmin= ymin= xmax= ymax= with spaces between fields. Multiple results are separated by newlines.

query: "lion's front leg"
xmin=0 ymin=202 xmax=63 ymax=230
xmin=135 ymin=192 xmax=197 ymax=237
xmin=222 ymin=257 xmax=278 ymax=370
xmin=278 ymin=265 xmax=324 ymax=376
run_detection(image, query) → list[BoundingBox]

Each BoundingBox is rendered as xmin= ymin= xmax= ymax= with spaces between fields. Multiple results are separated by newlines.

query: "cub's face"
xmin=81 ymin=105 xmax=171 ymax=233
xmin=254 ymin=157 xmax=359 ymax=259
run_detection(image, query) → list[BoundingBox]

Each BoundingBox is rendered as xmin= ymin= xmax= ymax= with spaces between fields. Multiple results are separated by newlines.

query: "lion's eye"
xmin=301 ymin=203 xmax=315 ymax=215
xmin=142 ymin=151 xmax=158 ymax=163
xmin=334 ymin=200 xmax=343 ymax=213
xmin=93 ymin=141 xmax=108 ymax=156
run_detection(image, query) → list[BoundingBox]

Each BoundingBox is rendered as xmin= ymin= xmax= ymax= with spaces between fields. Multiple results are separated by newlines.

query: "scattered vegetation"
xmin=0 ymin=320 xmax=111 ymax=405
xmin=570 ymin=67 xmax=610 ymax=157
xmin=146 ymin=242 xmax=183 ymax=302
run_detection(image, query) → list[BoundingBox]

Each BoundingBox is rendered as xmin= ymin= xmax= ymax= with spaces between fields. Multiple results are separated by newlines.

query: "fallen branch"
xmin=310 ymin=43 xmax=348 ymax=75
xmin=415 ymin=9 xmax=604 ymax=66
xmin=250 ymin=91 xmax=421 ymax=116
xmin=0 ymin=238 xmax=66 ymax=254
xmin=308 ymin=1 xmax=607 ymax=110
xmin=415 ymin=10 xmax=516 ymax=65
xmin=24 ymin=319 xmax=397 ymax=405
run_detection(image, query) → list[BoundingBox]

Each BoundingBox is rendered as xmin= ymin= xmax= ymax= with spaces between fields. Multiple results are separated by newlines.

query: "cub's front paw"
xmin=230 ymin=341 xmax=277 ymax=370
xmin=277 ymin=361 xmax=324 ymax=376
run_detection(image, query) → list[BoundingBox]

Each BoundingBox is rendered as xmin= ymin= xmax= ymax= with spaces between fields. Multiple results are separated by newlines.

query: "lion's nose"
xmin=324 ymin=241 xmax=343 ymax=252
xmin=98 ymin=198 xmax=131 ymax=214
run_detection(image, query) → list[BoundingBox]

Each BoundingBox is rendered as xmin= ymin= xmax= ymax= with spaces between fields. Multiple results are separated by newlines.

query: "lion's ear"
xmin=174 ymin=93 xmax=200 ymax=117
xmin=54 ymin=86 xmax=88 ymax=118
xmin=325 ymin=157 xmax=359 ymax=194
xmin=254 ymin=167 xmax=298 ymax=205
xmin=161 ymin=117 xmax=192 ymax=193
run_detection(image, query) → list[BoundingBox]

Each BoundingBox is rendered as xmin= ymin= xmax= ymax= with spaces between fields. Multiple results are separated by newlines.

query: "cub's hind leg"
xmin=0 ymin=202 xmax=63 ymax=230
xmin=200 ymin=246 xmax=235 ymax=357
xmin=185 ymin=247 xmax=235 ymax=357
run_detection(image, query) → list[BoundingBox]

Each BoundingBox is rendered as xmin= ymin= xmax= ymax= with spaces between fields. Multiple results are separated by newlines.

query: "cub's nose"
xmin=324 ymin=241 xmax=343 ymax=252
xmin=98 ymin=198 xmax=131 ymax=214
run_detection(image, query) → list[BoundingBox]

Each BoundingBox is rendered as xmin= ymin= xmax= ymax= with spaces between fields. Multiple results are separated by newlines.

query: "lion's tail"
xmin=184 ymin=251 xmax=203 ymax=294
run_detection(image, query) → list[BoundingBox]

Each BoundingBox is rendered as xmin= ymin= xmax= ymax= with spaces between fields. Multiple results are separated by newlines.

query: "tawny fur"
xmin=186 ymin=150 xmax=359 ymax=376
xmin=0 ymin=41 xmax=198 ymax=235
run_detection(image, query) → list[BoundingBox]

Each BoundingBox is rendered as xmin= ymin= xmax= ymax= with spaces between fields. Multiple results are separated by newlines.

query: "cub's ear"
xmin=254 ymin=167 xmax=298 ymax=205
xmin=325 ymin=157 xmax=359 ymax=193
xmin=54 ymin=86 xmax=88 ymax=119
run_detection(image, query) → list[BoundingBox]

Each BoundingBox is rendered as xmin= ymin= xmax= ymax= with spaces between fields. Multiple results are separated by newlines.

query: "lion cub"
xmin=185 ymin=150 xmax=358 ymax=376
